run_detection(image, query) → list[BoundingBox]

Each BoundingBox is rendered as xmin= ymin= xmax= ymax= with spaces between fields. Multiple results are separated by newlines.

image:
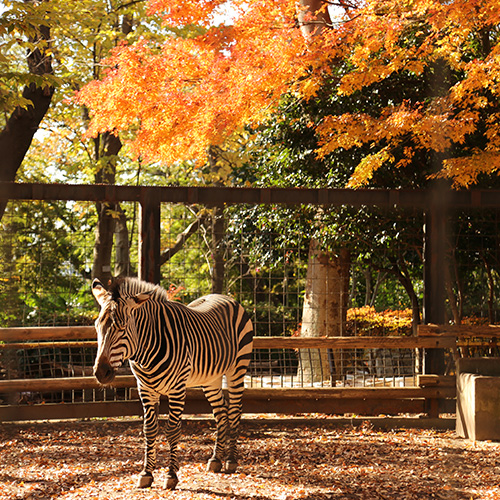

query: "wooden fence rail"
xmin=0 ymin=325 xmax=466 ymax=421
xmin=0 ymin=326 xmax=456 ymax=348
xmin=1 ymin=324 xmax=498 ymax=421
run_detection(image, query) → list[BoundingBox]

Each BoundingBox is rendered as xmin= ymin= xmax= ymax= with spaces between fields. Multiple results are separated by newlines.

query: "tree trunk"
xmin=444 ymin=259 xmax=461 ymax=325
xmin=160 ymin=214 xmax=206 ymax=265
xmin=91 ymin=132 xmax=122 ymax=283
xmin=299 ymin=240 xmax=350 ymax=384
xmin=297 ymin=0 xmax=331 ymax=37
xmin=370 ymin=271 xmax=386 ymax=307
xmin=363 ymin=268 xmax=372 ymax=306
xmin=207 ymin=146 xmax=226 ymax=294
xmin=480 ymin=252 xmax=495 ymax=324
xmin=90 ymin=16 xmax=135 ymax=282
xmin=211 ymin=206 xmax=225 ymax=294
xmin=392 ymin=256 xmax=421 ymax=334
xmin=114 ymin=204 xmax=133 ymax=278
xmin=0 ymin=19 xmax=54 ymax=220
xmin=297 ymin=0 xmax=342 ymax=387
xmin=92 ymin=203 xmax=115 ymax=283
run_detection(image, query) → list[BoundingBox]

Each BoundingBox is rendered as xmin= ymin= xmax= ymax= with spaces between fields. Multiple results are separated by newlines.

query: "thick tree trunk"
xmin=0 ymin=21 xmax=54 ymax=220
xmin=299 ymin=240 xmax=350 ymax=384
xmin=90 ymin=16 xmax=135 ymax=282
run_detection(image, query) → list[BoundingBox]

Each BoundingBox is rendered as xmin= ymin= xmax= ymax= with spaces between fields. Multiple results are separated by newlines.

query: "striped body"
xmin=92 ymin=278 xmax=253 ymax=489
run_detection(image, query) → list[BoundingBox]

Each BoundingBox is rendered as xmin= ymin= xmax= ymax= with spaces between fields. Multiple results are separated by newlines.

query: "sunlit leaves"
xmin=78 ymin=0 xmax=500 ymax=187
xmin=77 ymin=1 xmax=311 ymax=165
xmin=323 ymin=0 xmax=500 ymax=187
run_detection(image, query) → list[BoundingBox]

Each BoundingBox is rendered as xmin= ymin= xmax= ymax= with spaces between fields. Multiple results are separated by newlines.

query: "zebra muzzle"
xmin=94 ymin=358 xmax=116 ymax=385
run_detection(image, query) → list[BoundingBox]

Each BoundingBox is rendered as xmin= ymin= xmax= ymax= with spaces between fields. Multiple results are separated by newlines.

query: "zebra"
xmin=91 ymin=277 xmax=254 ymax=490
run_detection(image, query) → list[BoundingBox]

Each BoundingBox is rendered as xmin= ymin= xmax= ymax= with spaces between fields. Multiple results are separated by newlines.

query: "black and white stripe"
xmin=92 ymin=277 xmax=253 ymax=490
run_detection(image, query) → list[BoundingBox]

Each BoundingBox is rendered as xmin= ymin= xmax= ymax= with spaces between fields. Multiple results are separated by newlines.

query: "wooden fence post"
xmin=423 ymin=183 xmax=449 ymax=416
xmin=139 ymin=191 xmax=161 ymax=284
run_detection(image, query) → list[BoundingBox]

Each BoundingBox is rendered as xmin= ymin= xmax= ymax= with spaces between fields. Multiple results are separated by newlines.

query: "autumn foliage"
xmin=346 ymin=306 xmax=413 ymax=336
xmin=77 ymin=0 xmax=500 ymax=188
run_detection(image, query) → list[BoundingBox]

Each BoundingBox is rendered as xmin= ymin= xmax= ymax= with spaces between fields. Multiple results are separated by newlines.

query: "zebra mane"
xmin=109 ymin=277 xmax=169 ymax=302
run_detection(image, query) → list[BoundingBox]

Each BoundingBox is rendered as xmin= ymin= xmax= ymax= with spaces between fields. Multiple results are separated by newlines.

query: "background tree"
xmin=0 ymin=0 xmax=55 ymax=219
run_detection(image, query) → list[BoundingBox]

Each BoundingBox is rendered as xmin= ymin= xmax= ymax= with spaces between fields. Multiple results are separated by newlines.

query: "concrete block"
xmin=456 ymin=357 xmax=500 ymax=441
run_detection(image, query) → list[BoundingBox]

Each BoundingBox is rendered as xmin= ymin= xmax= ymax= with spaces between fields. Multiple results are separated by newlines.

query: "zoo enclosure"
xmin=1 ymin=182 xmax=500 ymax=420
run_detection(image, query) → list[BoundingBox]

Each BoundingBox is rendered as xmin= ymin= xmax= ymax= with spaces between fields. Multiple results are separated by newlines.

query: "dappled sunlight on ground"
xmin=1 ymin=418 xmax=500 ymax=499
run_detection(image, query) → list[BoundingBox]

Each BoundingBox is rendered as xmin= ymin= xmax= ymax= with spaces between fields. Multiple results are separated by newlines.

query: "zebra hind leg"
xmin=203 ymin=384 xmax=228 ymax=473
xmin=226 ymin=361 xmax=251 ymax=473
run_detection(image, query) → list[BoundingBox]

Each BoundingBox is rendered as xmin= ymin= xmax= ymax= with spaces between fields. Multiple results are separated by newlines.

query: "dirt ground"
xmin=1 ymin=416 xmax=500 ymax=500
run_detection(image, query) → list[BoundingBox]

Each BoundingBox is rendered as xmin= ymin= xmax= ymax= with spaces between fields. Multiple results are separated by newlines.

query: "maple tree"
xmin=78 ymin=0 xmax=500 ymax=188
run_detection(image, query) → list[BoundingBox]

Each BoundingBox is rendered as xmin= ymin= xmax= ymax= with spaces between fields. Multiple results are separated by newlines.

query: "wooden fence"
xmin=1 ymin=183 xmax=500 ymax=422
xmin=0 ymin=325 xmax=465 ymax=421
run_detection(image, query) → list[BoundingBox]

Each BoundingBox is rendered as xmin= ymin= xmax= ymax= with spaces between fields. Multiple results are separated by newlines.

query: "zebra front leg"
xmin=203 ymin=384 xmax=228 ymax=473
xmin=163 ymin=389 xmax=186 ymax=489
xmin=137 ymin=395 xmax=160 ymax=488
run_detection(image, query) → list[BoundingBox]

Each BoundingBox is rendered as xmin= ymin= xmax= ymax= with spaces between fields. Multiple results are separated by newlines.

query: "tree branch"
xmin=160 ymin=214 xmax=206 ymax=266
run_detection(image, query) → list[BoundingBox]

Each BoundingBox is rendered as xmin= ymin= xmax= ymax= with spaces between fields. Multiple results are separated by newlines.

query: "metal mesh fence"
xmin=1 ymin=196 xmax=499 ymax=406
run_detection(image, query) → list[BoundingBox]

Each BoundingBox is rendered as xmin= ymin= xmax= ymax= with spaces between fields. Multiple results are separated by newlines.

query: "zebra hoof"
xmin=164 ymin=473 xmax=179 ymax=490
xmin=225 ymin=460 xmax=238 ymax=473
xmin=137 ymin=472 xmax=154 ymax=488
xmin=207 ymin=458 xmax=223 ymax=473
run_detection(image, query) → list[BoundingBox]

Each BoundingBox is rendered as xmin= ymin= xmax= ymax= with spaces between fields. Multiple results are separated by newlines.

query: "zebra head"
xmin=92 ymin=278 xmax=153 ymax=385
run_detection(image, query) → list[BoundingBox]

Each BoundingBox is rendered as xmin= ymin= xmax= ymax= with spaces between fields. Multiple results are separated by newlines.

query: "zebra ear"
xmin=132 ymin=290 xmax=154 ymax=307
xmin=92 ymin=279 xmax=109 ymax=307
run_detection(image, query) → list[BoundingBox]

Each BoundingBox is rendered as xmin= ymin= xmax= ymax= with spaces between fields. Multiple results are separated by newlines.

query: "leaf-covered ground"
xmin=2 ymin=417 xmax=500 ymax=499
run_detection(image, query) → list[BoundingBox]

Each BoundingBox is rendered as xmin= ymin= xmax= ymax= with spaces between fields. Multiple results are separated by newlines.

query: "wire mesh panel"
xmin=0 ymin=192 xmax=498 ymax=413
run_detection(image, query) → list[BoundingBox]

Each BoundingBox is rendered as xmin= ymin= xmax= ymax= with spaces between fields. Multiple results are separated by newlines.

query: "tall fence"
xmin=0 ymin=182 xmax=499 ymax=420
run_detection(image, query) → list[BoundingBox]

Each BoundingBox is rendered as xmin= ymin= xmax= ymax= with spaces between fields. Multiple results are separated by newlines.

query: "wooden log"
xmin=0 ymin=327 xmax=457 ymax=349
xmin=253 ymin=336 xmax=456 ymax=349
xmin=0 ymin=341 xmax=97 ymax=350
xmin=419 ymin=324 xmax=500 ymax=338
xmin=0 ymin=326 xmax=96 ymax=342
xmin=418 ymin=375 xmax=456 ymax=387
xmin=0 ymin=376 xmax=456 ymax=399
